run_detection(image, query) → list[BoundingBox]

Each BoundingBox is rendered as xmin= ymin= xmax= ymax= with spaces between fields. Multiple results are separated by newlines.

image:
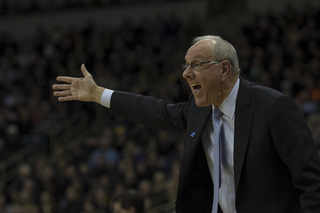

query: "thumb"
xmin=81 ymin=64 xmax=91 ymax=77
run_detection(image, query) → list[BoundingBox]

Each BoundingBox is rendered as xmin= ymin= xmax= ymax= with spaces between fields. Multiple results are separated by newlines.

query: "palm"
xmin=53 ymin=64 xmax=98 ymax=102
xmin=71 ymin=77 xmax=95 ymax=101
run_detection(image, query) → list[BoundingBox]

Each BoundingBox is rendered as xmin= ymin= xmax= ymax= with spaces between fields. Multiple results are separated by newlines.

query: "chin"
xmin=195 ymin=99 xmax=209 ymax=108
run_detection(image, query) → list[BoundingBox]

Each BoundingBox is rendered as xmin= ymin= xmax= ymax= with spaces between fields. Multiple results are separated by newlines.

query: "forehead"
xmin=185 ymin=39 xmax=216 ymax=62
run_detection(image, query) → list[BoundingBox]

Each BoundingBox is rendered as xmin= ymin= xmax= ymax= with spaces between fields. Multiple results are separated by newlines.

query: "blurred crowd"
xmin=237 ymin=5 xmax=320 ymax=146
xmin=0 ymin=0 xmax=192 ymax=15
xmin=0 ymin=3 xmax=319 ymax=213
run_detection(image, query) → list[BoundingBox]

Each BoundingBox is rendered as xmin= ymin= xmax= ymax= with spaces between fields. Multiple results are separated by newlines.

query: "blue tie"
xmin=212 ymin=107 xmax=223 ymax=213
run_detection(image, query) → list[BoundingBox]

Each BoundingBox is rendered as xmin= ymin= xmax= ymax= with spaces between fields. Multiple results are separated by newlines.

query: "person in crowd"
xmin=112 ymin=190 xmax=145 ymax=213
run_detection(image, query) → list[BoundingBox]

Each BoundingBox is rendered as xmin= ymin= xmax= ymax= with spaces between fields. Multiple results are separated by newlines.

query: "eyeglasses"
xmin=181 ymin=60 xmax=223 ymax=72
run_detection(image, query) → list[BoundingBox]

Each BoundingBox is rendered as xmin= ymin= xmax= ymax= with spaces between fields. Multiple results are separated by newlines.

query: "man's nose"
xmin=182 ymin=66 xmax=195 ymax=79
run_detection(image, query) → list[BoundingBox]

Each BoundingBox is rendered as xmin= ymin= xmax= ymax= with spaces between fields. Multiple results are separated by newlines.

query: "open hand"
xmin=52 ymin=64 xmax=104 ymax=103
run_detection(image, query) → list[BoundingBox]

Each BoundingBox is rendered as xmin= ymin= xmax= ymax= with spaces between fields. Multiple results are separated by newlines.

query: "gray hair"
xmin=192 ymin=35 xmax=240 ymax=75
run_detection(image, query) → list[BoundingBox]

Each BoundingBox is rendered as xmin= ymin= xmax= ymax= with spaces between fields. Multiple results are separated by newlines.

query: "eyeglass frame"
xmin=181 ymin=60 xmax=224 ymax=72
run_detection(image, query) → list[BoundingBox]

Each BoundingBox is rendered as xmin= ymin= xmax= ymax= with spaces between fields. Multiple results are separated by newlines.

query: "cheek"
xmin=203 ymin=77 xmax=218 ymax=99
xmin=202 ymin=77 xmax=214 ymax=92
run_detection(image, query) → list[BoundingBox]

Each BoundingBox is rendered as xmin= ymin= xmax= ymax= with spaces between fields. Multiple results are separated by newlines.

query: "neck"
xmin=214 ymin=75 xmax=238 ymax=107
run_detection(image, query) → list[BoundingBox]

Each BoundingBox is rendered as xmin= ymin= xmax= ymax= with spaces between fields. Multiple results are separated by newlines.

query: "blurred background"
xmin=0 ymin=0 xmax=320 ymax=212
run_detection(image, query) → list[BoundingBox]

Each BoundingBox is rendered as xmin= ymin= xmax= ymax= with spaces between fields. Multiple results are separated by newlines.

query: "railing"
xmin=146 ymin=187 xmax=177 ymax=213
xmin=0 ymin=142 xmax=39 ymax=185
xmin=0 ymin=110 xmax=89 ymax=185
xmin=49 ymin=110 xmax=89 ymax=155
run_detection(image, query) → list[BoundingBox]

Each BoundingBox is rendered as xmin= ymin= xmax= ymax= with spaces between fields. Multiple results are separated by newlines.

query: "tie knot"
xmin=213 ymin=107 xmax=223 ymax=119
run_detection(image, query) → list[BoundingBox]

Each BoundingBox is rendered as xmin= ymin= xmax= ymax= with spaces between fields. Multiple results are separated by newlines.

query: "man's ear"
xmin=221 ymin=60 xmax=232 ymax=81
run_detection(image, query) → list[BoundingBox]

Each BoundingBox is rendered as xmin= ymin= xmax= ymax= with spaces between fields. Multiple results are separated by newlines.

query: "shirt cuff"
xmin=100 ymin=89 xmax=114 ymax=108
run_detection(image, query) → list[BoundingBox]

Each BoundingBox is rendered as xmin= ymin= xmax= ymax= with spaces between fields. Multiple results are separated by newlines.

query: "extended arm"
xmin=109 ymin=91 xmax=189 ymax=133
xmin=52 ymin=64 xmax=189 ymax=133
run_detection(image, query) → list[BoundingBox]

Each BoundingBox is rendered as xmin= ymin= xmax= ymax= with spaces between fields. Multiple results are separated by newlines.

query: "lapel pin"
xmin=190 ymin=132 xmax=196 ymax=137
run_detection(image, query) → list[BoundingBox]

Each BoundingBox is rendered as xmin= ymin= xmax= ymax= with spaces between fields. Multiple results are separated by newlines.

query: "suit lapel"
xmin=234 ymin=78 xmax=254 ymax=193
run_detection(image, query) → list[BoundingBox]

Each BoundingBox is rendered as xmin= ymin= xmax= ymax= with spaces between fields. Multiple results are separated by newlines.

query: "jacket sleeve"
xmin=109 ymin=91 xmax=189 ymax=133
xmin=270 ymin=95 xmax=320 ymax=212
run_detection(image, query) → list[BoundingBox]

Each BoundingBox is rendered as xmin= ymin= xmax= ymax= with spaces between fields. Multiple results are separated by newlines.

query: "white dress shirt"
xmin=100 ymin=78 xmax=240 ymax=213
xmin=100 ymin=89 xmax=114 ymax=108
xmin=202 ymin=78 xmax=239 ymax=213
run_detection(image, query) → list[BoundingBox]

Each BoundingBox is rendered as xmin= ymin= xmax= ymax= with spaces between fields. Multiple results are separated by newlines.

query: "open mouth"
xmin=191 ymin=84 xmax=201 ymax=95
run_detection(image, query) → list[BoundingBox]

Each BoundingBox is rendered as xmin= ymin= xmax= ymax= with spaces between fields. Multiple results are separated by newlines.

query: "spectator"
xmin=112 ymin=190 xmax=145 ymax=213
xmin=88 ymin=135 xmax=120 ymax=169
xmin=59 ymin=186 xmax=82 ymax=213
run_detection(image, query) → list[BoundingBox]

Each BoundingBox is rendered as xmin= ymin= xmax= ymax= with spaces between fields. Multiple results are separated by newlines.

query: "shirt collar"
xmin=212 ymin=78 xmax=240 ymax=120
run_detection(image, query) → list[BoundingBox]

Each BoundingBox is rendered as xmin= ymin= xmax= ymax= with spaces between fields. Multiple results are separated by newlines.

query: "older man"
xmin=53 ymin=35 xmax=320 ymax=213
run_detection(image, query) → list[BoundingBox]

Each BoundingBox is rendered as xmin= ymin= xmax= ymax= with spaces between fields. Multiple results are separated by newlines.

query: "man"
xmin=112 ymin=190 xmax=145 ymax=213
xmin=53 ymin=35 xmax=320 ymax=213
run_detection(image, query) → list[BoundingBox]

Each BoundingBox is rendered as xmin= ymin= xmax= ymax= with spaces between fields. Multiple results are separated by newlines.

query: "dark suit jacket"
xmin=109 ymin=78 xmax=320 ymax=213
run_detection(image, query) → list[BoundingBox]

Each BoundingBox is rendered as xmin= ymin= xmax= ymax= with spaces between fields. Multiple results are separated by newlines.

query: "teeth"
xmin=191 ymin=84 xmax=197 ymax=87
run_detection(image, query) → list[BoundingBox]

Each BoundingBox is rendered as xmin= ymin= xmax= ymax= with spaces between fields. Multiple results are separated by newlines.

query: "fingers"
xmin=52 ymin=84 xmax=71 ymax=90
xmin=53 ymin=90 xmax=72 ymax=97
xmin=53 ymin=90 xmax=74 ymax=102
xmin=58 ymin=96 xmax=75 ymax=102
xmin=81 ymin=64 xmax=91 ymax=77
xmin=56 ymin=76 xmax=78 ymax=83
